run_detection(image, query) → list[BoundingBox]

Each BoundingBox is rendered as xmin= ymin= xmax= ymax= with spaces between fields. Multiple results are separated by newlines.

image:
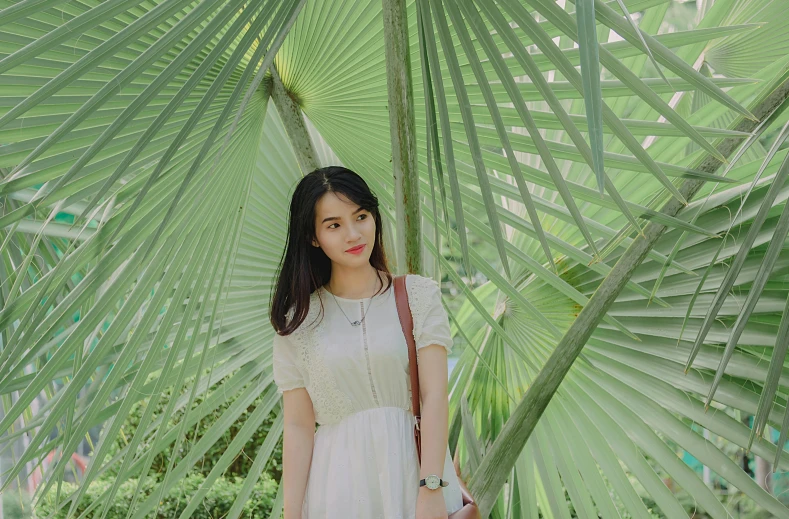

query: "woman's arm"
xmin=281 ymin=387 xmax=316 ymax=519
xmin=415 ymin=344 xmax=450 ymax=513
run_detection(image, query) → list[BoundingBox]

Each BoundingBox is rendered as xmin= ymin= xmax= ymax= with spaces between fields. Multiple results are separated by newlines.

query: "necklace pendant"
xmin=351 ymin=320 xmax=361 ymax=326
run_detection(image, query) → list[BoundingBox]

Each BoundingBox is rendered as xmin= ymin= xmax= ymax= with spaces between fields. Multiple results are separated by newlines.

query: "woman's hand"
xmin=416 ymin=486 xmax=448 ymax=519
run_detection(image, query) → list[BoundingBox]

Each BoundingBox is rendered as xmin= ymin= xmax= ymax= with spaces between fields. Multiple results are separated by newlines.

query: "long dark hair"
xmin=269 ymin=166 xmax=393 ymax=336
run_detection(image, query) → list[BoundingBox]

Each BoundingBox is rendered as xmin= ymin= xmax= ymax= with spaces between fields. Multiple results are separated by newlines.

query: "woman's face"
xmin=312 ymin=191 xmax=376 ymax=266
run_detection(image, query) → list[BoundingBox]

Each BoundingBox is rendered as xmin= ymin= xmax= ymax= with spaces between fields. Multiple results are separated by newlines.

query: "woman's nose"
xmin=347 ymin=227 xmax=361 ymax=240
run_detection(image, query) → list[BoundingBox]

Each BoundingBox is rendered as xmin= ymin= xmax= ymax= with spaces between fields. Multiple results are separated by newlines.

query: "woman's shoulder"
xmin=405 ymin=273 xmax=441 ymax=292
xmin=404 ymin=274 xmax=442 ymax=311
xmin=278 ymin=290 xmax=324 ymax=337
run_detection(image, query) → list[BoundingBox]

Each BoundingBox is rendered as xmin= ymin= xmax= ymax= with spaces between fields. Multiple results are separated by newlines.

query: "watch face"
xmin=425 ymin=475 xmax=440 ymax=490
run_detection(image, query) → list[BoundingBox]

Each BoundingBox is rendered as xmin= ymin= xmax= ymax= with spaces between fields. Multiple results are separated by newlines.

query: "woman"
xmin=269 ymin=166 xmax=464 ymax=519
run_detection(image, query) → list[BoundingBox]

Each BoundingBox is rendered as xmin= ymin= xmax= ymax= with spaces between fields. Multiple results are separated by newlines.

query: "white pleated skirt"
xmin=302 ymin=406 xmax=464 ymax=519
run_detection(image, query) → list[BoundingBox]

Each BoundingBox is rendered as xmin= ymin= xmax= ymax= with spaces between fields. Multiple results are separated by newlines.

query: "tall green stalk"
xmin=270 ymin=64 xmax=319 ymax=174
xmin=381 ymin=0 xmax=421 ymax=274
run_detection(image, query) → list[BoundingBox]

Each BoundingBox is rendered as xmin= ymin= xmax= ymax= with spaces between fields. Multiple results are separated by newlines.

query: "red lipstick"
xmin=346 ymin=244 xmax=366 ymax=254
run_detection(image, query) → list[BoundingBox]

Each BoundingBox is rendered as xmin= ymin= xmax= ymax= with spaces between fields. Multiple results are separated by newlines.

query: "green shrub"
xmin=103 ymin=384 xmax=284 ymax=484
xmin=34 ymin=472 xmax=277 ymax=519
xmin=3 ymin=490 xmax=33 ymax=519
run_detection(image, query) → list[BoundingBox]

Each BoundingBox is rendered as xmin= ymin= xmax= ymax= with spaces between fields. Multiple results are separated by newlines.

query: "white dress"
xmin=272 ymin=274 xmax=464 ymax=519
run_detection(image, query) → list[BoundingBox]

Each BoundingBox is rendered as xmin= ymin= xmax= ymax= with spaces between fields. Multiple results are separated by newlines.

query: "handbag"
xmin=394 ymin=275 xmax=481 ymax=519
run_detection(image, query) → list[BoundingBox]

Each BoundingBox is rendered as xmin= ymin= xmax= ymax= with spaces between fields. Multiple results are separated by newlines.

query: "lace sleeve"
xmin=272 ymin=331 xmax=306 ymax=394
xmin=406 ymin=274 xmax=453 ymax=354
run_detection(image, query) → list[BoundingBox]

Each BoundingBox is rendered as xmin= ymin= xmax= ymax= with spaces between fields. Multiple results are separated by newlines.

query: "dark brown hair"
xmin=269 ymin=166 xmax=393 ymax=336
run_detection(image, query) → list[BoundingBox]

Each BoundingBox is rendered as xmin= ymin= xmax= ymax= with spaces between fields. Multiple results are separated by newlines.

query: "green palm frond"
xmin=2 ymin=0 xmax=789 ymax=518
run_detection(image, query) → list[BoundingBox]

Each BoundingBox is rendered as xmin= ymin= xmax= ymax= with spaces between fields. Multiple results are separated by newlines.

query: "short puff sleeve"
xmin=406 ymin=274 xmax=453 ymax=354
xmin=272 ymin=331 xmax=306 ymax=394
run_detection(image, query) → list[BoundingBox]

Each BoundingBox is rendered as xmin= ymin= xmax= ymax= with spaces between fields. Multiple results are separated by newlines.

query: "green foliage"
xmin=34 ymin=472 xmax=277 ymax=519
xmin=103 ymin=381 xmax=284 ymax=484
xmin=3 ymin=490 xmax=33 ymax=519
xmin=26 ymin=377 xmax=289 ymax=519
xmin=3 ymin=0 xmax=789 ymax=516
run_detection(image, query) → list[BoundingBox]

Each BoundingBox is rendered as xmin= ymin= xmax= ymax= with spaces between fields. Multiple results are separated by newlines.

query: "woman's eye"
xmin=328 ymin=214 xmax=366 ymax=229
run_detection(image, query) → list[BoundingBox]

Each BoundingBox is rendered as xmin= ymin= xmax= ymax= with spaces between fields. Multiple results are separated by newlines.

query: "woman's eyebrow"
xmin=321 ymin=207 xmax=364 ymax=224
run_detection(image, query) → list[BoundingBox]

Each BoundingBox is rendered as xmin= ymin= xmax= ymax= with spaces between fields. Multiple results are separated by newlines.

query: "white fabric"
xmin=272 ymin=274 xmax=464 ymax=518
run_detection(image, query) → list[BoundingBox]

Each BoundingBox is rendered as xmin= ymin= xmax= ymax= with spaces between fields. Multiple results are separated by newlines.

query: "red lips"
xmin=346 ymin=244 xmax=366 ymax=253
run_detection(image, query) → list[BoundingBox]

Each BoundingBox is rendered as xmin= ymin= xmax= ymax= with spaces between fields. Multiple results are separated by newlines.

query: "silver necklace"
xmin=326 ymin=279 xmax=379 ymax=326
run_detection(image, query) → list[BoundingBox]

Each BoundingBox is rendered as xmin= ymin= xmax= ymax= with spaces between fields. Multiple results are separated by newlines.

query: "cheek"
xmin=318 ymin=229 xmax=342 ymax=250
xmin=365 ymin=217 xmax=376 ymax=234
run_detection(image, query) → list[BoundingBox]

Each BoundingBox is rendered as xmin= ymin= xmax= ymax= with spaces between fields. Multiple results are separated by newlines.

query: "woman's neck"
xmin=325 ymin=266 xmax=383 ymax=299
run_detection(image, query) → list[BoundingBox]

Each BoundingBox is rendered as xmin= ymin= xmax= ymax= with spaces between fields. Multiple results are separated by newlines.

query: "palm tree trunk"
xmin=270 ymin=64 xmax=320 ymax=175
xmin=470 ymin=76 xmax=789 ymax=517
xmin=381 ymin=0 xmax=421 ymax=274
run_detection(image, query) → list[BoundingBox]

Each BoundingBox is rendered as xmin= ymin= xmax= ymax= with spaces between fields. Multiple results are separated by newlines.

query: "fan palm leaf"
xmin=2 ymin=0 xmax=789 ymax=518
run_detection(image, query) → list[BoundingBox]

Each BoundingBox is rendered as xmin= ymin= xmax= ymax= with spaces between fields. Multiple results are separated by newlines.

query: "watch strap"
xmin=419 ymin=477 xmax=449 ymax=487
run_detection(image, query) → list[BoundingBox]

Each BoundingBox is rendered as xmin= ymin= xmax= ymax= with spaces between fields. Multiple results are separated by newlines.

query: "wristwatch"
xmin=419 ymin=474 xmax=449 ymax=490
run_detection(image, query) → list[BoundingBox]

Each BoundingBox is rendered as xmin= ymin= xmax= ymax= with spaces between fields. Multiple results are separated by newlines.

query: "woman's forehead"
xmin=315 ymin=192 xmax=363 ymax=222
xmin=317 ymin=192 xmax=359 ymax=212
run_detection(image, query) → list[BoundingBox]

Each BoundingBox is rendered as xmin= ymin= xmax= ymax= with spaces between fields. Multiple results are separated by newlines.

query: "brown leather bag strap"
xmin=393 ymin=276 xmax=421 ymax=445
